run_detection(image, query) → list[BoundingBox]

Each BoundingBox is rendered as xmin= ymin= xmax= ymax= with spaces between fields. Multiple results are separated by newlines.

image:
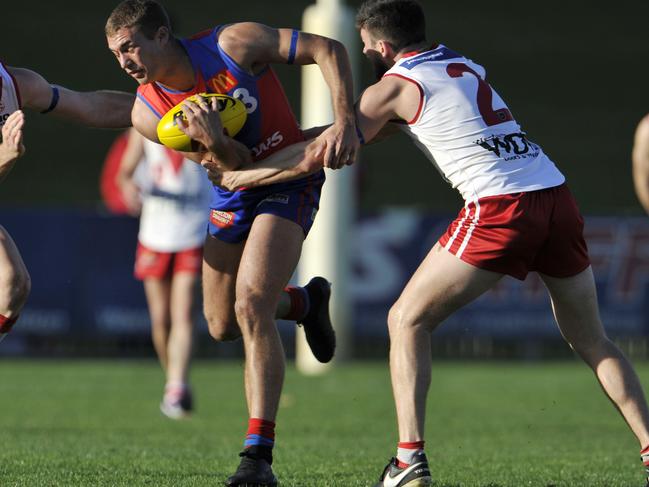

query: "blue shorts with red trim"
xmin=207 ymin=170 xmax=325 ymax=243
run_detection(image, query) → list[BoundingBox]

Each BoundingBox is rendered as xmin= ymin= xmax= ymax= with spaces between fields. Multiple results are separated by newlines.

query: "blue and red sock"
xmin=244 ymin=418 xmax=275 ymax=464
xmin=245 ymin=417 xmax=275 ymax=448
xmin=283 ymin=286 xmax=310 ymax=321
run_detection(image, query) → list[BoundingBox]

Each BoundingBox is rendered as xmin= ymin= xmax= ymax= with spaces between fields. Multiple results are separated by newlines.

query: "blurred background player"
xmin=0 ymin=62 xmax=133 ymax=343
xmin=105 ymin=1 xmax=357 ymax=484
xmin=114 ymin=128 xmax=212 ymax=419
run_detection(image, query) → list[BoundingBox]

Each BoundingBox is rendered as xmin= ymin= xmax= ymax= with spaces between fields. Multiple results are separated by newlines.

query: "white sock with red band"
xmin=640 ymin=444 xmax=649 ymax=480
xmin=396 ymin=440 xmax=425 ymax=468
xmin=164 ymin=382 xmax=188 ymax=403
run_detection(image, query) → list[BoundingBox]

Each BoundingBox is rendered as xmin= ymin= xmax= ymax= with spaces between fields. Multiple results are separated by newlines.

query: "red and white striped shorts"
xmin=438 ymin=184 xmax=590 ymax=280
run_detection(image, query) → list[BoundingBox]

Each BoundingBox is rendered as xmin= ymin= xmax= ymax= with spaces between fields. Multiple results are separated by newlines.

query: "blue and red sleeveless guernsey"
xmin=136 ymin=27 xmax=325 ymax=243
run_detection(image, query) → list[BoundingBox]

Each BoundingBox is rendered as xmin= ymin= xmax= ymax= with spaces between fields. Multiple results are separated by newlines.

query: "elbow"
xmin=328 ymin=38 xmax=345 ymax=56
xmin=315 ymin=37 xmax=346 ymax=62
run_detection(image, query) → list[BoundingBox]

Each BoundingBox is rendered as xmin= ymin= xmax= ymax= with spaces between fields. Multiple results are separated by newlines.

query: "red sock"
xmin=283 ymin=286 xmax=309 ymax=321
xmin=397 ymin=441 xmax=425 ymax=468
xmin=0 ymin=314 xmax=18 ymax=334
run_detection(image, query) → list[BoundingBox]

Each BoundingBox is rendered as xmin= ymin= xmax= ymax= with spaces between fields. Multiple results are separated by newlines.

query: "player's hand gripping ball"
xmin=156 ymin=93 xmax=247 ymax=151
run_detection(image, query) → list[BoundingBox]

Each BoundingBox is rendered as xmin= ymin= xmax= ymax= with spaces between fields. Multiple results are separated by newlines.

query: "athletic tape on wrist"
xmin=355 ymin=124 xmax=366 ymax=145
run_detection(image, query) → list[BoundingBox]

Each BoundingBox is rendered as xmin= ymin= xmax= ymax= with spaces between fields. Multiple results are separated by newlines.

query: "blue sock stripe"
xmin=245 ymin=434 xmax=274 ymax=447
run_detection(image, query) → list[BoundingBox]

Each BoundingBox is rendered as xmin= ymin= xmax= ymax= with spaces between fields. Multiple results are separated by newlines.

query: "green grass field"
xmin=0 ymin=359 xmax=647 ymax=486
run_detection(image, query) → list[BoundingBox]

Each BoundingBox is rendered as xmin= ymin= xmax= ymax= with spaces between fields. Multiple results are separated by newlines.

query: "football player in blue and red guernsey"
xmin=105 ymin=1 xmax=358 ymax=485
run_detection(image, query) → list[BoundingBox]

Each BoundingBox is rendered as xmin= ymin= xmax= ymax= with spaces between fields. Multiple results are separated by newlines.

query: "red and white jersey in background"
xmin=138 ymin=141 xmax=212 ymax=252
xmin=0 ymin=62 xmax=20 ymax=132
xmin=385 ymin=45 xmax=565 ymax=201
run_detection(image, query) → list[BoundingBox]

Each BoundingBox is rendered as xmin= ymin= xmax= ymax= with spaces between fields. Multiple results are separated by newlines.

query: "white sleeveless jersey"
xmin=385 ymin=45 xmax=565 ymax=201
xmin=0 ymin=62 xmax=20 ymax=135
xmin=138 ymin=140 xmax=212 ymax=252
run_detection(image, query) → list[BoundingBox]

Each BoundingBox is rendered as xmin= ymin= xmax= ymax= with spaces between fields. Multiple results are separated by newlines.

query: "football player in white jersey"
xmin=0 ymin=64 xmax=134 ymax=343
xmin=195 ymin=0 xmax=649 ymax=484
xmin=116 ymin=128 xmax=212 ymax=419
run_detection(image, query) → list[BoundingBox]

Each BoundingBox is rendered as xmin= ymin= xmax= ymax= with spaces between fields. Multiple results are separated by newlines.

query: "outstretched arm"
xmin=633 ymin=115 xmax=649 ymax=214
xmin=10 ymin=67 xmax=134 ymax=128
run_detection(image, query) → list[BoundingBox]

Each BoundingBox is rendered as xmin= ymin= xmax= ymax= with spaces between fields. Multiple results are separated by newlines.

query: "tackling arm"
xmin=205 ymin=140 xmax=322 ymax=191
xmin=633 ymin=115 xmax=649 ymax=214
xmin=355 ymin=76 xmax=416 ymax=143
xmin=207 ymin=78 xmax=415 ymax=190
xmin=10 ymin=67 xmax=134 ymax=128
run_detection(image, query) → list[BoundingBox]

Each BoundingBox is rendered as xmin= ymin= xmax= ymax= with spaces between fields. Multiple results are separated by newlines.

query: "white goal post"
xmin=296 ymin=0 xmax=360 ymax=374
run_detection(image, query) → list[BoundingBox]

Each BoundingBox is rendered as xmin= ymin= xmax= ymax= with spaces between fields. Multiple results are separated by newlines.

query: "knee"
xmin=202 ymin=295 xmax=241 ymax=341
xmin=17 ymin=270 xmax=31 ymax=305
xmin=568 ymin=332 xmax=611 ymax=358
xmin=387 ymin=302 xmax=438 ymax=337
xmin=387 ymin=303 xmax=415 ymax=336
xmin=1 ymin=266 xmax=31 ymax=311
xmin=234 ymin=294 xmax=274 ymax=333
xmin=203 ymin=311 xmax=241 ymax=342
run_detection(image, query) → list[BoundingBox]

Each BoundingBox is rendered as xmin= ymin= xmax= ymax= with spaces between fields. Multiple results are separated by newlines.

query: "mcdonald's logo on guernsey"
xmin=208 ymin=69 xmax=238 ymax=93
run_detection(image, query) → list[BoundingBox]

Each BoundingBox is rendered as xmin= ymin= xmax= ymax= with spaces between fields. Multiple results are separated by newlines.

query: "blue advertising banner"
xmin=351 ymin=211 xmax=649 ymax=339
xmin=1 ymin=209 xmax=648 ymax=349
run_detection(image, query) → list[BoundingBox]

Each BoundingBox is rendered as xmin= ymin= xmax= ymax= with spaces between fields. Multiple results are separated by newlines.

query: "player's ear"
xmin=155 ymin=25 xmax=170 ymax=46
xmin=377 ymin=40 xmax=394 ymax=59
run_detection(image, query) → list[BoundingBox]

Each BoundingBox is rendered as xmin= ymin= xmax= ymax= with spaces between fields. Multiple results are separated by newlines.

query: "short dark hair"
xmin=105 ymin=0 xmax=171 ymax=39
xmin=356 ymin=0 xmax=426 ymax=52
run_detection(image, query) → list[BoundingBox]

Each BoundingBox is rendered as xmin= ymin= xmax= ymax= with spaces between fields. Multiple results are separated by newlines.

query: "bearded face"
xmin=367 ymin=51 xmax=390 ymax=80
xmin=360 ymin=28 xmax=392 ymax=80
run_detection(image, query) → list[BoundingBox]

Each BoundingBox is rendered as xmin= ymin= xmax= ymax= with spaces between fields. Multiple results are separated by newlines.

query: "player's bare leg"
xmin=157 ymin=271 xmax=199 ymax=418
xmin=225 ymin=214 xmax=304 ymax=487
xmin=541 ymin=267 xmax=649 ymax=448
xmin=389 ymin=244 xmax=502 ymax=441
xmin=376 ymin=243 xmax=501 ymax=486
xmin=236 ymin=214 xmax=304 ymax=421
xmin=0 ymin=226 xmax=31 ymax=342
xmin=203 ymin=232 xmax=334 ymax=363
xmin=202 ymin=236 xmax=245 ymax=341
xmin=167 ymin=272 xmax=198 ymax=386
xmin=143 ymin=277 xmax=171 ymax=368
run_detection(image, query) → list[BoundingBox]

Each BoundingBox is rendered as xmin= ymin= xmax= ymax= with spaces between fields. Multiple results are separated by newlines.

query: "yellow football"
xmin=156 ymin=93 xmax=247 ymax=152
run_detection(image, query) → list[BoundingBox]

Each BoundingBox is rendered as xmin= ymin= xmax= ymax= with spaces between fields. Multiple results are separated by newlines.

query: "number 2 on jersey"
xmin=446 ymin=63 xmax=513 ymax=127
